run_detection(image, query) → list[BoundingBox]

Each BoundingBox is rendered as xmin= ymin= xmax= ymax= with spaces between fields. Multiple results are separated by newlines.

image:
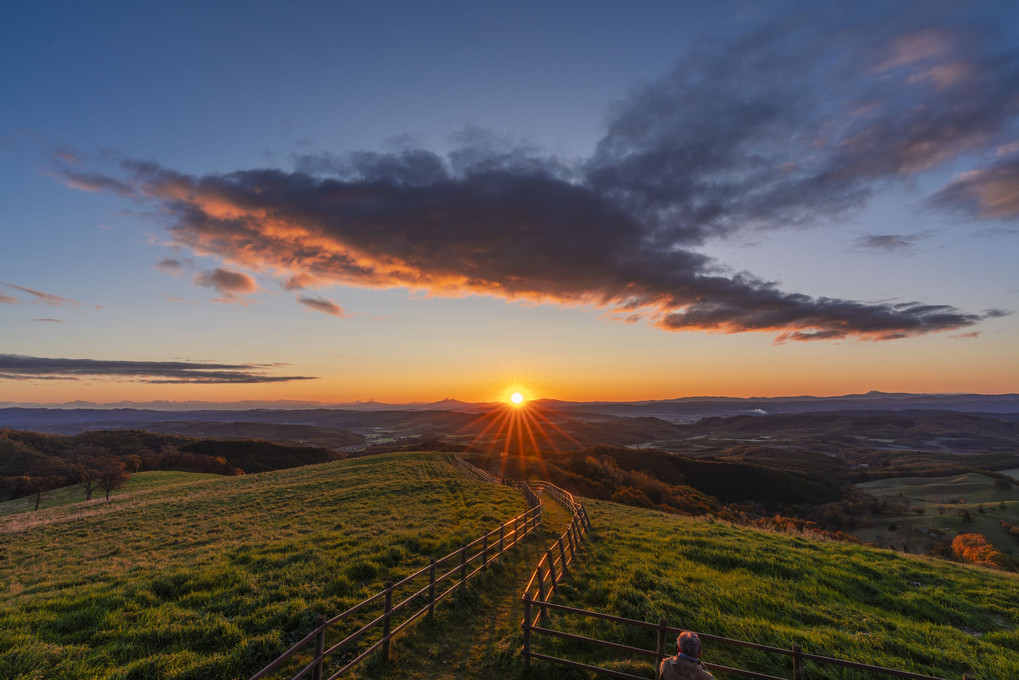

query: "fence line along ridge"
xmin=248 ymin=455 xmax=542 ymax=680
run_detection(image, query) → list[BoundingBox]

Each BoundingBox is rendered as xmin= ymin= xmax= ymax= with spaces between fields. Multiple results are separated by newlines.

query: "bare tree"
xmin=97 ymin=460 xmax=130 ymax=500
xmin=64 ymin=446 xmax=111 ymax=501
xmin=26 ymin=459 xmax=67 ymax=510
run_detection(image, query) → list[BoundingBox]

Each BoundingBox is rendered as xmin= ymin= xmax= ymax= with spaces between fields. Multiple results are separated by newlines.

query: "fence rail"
xmin=248 ymin=458 xmax=542 ymax=680
xmin=521 ymin=599 xmax=975 ymax=680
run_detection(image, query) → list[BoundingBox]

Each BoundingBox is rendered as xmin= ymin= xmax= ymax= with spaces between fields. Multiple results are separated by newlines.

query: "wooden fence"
xmin=521 ymin=599 xmax=976 ymax=680
xmin=520 ymin=477 xmax=595 ymax=672
xmin=248 ymin=461 xmax=542 ymax=680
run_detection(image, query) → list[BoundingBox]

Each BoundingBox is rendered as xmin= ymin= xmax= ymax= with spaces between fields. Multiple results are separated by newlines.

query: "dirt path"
xmin=364 ymin=491 xmax=576 ymax=679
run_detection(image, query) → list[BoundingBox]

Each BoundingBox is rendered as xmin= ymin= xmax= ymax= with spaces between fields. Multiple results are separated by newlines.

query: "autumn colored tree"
xmin=951 ymin=533 xmax=1007 ymax=569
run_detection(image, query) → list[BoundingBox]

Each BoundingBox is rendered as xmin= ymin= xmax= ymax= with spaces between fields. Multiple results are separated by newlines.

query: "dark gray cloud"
xmin=298 ymin=295 xmax=346 ymax=317
xmin=586 ymin=10 xmax=1019 ymax=244
xmin=0 ymin=354 xmax=317 ymax=384
xmin=54 ymin=4 xmax=1017 ymax=342
xmin=853 ymin=234 xmax=925 ymax=253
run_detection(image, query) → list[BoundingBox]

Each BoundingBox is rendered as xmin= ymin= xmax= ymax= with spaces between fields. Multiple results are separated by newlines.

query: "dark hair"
xmin=678 ymin=631 xmax=702 ymax=657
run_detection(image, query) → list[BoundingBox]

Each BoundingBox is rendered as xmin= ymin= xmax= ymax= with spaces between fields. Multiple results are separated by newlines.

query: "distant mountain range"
xmin=2 ymin=391 xmax=1017 ymax=420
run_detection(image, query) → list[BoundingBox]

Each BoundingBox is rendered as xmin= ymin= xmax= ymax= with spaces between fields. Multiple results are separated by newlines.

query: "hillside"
xmin=0 ymin=428 xmax=343 ymax=488
xmin=0 ymin=453 xmax=529 ymax=679
xmin=543 ymin=500 xmax=1019 ymax=680
xmin=1 ymin=451 xmax=1016 ymax=679
xmin=0 ymin=470 xmax=219 ymax=517
xmin=671 ymin=412 xmax=1019 ymax=454
xmin=119 ymin=421 xmax=365 ymax=451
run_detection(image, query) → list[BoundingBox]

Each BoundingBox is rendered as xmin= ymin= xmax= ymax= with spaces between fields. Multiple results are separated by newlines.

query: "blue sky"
xmin=1 ymin=0 xmax=1017 ymax=404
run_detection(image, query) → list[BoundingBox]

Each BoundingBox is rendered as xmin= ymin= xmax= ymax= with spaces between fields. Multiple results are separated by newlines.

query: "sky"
xmin=1 ymin=0 xmax=1017 ymax=405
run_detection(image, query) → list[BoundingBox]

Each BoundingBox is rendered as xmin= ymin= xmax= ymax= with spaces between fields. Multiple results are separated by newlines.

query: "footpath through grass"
xmin=538 ymin=499 xmax=1019 ymax=680
xmin=0 ymin=452 xmax=527 ymax=680
xmin=370 ymin=492 xmax=576 ymax=680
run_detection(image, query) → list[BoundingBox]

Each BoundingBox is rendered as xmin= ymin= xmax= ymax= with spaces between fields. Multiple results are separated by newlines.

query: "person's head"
xmin=677 ymin=631 xmax=702 ymax=658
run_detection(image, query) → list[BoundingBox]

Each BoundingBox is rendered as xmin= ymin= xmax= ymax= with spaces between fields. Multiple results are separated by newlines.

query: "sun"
xmin=509 ymin=391 xmax=525 ymax=406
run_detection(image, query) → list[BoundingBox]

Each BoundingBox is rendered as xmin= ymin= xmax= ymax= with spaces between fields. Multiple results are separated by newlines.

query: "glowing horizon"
xmin=1 ymin=3 xmax=1016 ymax=406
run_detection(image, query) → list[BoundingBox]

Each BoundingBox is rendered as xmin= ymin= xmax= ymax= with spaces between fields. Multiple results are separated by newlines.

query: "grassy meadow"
xmin=0 ymin=452 xmax=527 ymax=680
xmin=3 ymin=450 xmax=1018 ymax=680
xmin=0 ymin=471 xmax=221 ymax=517
xmin=539 ymin=499 xmax=1019 ymax=680
xmin=853 ymin=473 xmax=1019 ymax=555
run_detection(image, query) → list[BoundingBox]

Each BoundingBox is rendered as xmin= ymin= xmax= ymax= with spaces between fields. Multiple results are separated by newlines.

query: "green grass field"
xmin=0 ymin=471 xmax=221 ymax=517
xmin=541 ymin=499 xmax=1019 ymax=680
xmin=2 ymin=452 xmax=1017 ymax=680
xmin=0 ymin=453 xmax=527 ymax=680
xmin=853 ymin=473 xmax=1019 ymax=556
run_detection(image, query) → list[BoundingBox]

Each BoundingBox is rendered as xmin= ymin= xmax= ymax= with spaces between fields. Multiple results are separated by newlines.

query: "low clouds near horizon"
xmin=55 ymin=5 xmax=1016 ymax=342
xmin=0 ymin=354 xmax=317 ymax=384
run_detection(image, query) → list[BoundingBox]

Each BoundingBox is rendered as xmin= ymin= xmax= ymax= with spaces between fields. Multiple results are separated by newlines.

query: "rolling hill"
xmin=1 ymin=451 xmax=1016 ymax=679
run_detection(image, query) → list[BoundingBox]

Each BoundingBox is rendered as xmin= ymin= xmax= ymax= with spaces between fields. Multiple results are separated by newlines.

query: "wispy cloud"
xmin=0 ymin=294 xmax=17 ymax=305
xmin=298 ymin=295 xmax=346 ymax=317
xmin=928 ymin=155 xmax=1019 ymax=220
xmin=0 ymin=354 xmax=317 ymax=384
xmin=164 ymin=294 xmax=199 ymax=304
xmin=3 ymin=283 xmax=80 ymax=307
xmin=853 ymin=234 xmax=926 ymax=253
xmin=193 ymin=267 xmax=258 ymax=303
xmin=35 ymin=318 xmax=63 ymax=323
xmin=155 ymin=258 xmax=191 ymax=276
xmin=54 ymin=4 xmax=1017 ymax=342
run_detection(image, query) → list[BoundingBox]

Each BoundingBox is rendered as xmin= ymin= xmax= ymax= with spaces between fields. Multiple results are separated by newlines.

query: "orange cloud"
xmin=63 ymin=158 xmax=988 ymax=342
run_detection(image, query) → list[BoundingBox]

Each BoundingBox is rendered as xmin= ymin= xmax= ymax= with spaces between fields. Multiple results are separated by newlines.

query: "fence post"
xmin=536 ymin=566 xmax=548 ymax=623
xmin=792 ymin=643 xmax=803 ymax=680
xmin=522 ymin=597 xmax=532 ymax=672
xmin=557 ymin=537 xmax=569 ymax=575
xmin=499 ymin=523 xmax=505 ymax=555
xmin=546 ymin=549 xmax=558 ymax=593
xmin=567 ymin=519 xmax=578 ymax=554
xmin=382 ymin=583 xmax=393 ymax=662
xmin=655 ymin=617 xmax=667 ymax=680
xmin=312 ymin=614 xmax=326 ymax=680
xmin=482 ymin=532 xmax=489 ymax=571
xmin=428 ymin=557 xmax=437 ymax=616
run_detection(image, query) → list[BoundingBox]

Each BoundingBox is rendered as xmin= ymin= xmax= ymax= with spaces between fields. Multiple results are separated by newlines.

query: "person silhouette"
xmin=659 ymin=631 xmax=714 ymax=680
